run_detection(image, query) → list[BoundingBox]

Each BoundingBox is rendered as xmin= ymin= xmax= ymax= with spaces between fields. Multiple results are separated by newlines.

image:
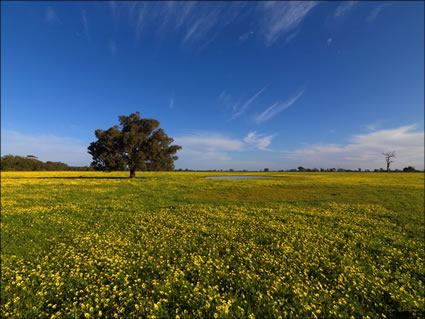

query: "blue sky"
xmin=2 ymin=1 xmax=424 ymax=170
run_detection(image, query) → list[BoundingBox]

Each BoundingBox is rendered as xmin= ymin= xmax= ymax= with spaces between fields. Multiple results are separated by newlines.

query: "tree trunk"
xmin=130 ymin=169 xmax=136 ymax=178
xmin=386 ymin=162 xmax=390 ymax=173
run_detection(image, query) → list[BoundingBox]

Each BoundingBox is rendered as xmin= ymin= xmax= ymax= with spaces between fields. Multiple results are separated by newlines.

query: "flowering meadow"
xmin=1 ymin=171 xmax=424 ymax=318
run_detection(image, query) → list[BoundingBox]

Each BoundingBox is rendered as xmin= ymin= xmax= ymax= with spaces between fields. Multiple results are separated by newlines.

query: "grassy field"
xmin=1 ymin=171 xmax=424 ymax=318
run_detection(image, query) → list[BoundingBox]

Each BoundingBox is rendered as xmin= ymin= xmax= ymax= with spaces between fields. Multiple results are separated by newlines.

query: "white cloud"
xmin=174 ymin=133 xmax=242 ymax=170
xmin=1 ymin=130 xmax=91 ymax=166
xmin=169 ymin=98 xmax=175 ymax=109
xmin=327 ymin=38 xmax=333 ymax=45
xmin=175 ymin=134 xmax=243 ymax=152
xmin=335 ymin=1 xmax=358 ymax=17
xmin=177 ymin=148 xmax=232 ymax=165
xmin=261 ymin=1 xmax=318 ymax=46
xmin=283 ymin=125 xmax=424 ymax=170
xmin=174 ymin=131 xmax=276 ymax=169
xmin=244 ymin=131 xmax=274 ymax=151
xmin=45 ymin=6 xmax=59 ymax=24
xmin=255 ymin=90 xmax=304 ymax=124
xmin=232 ymin=87 xmax=266 ymax=119
xmin=366 ymin=4 xmax=391 ymax=22
xmin=175 ymin=146 xmax=267 ymax=170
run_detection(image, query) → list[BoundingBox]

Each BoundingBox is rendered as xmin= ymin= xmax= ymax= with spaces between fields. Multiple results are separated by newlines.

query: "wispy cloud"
xmin=217 ymin=91 xmax=242 ymax=116
xmin=232 ymin=87 xmax=266 ymax=119
xmin=283 ymin=125 xmax=424 ymax=170
xmin=135 ymin=4 xmax=147 ymax=40
xmin=285 ymin=30 xmax=300 ymax=45
xmin=261 ymin=2 xmax=318 ymax=46
xmin=174 ymin=2 xmax=198 ymax=29
xmin=244 ymin=131 xmax=274 ymax=151
xmin=335 ymin=1 xmax=358 ymax=18
xmin=45 ymin=6 xmax=59 ymax=24
xmin=327 ymin=38 xmax=333 ymax=45
xmin=1 ymin=129 xmax=91 ymax=166
xmin=169 ymin=97 xmax=175 ymax=109
xmin=365 ymin=120 xmax=383 ymax=132
xmin=366 ymin=4 xmax=391 ymax=22
xmin=109 ymin=2 xmax=318 ymax=48
xmin=182 ymin=20 xmax=203 ymax=44
xmin=180 ymin=3 xmax=244 ymax=47
xmin=81 ymin=9 xmax=90 ymax=41
xmin=238 ymin=31 xmax=254 ymax=43
xmin=218 ymin=90 xmax=232 ymax=104
xmin=119 ymin=2 xmax=245 ymax=48
xmin=255 ymin=90 xmax=304 ymax=124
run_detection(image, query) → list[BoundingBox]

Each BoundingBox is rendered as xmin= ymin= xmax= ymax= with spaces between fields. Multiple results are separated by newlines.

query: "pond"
xmin=205 ymin=176 xmax=271 ymax=180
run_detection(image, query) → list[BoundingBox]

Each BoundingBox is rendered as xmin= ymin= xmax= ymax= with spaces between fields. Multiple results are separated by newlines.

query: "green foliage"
xmin=88 ymin=112 xmax=181 ymax=177
xmin=0 ymin=155 xmax=84 ymax=171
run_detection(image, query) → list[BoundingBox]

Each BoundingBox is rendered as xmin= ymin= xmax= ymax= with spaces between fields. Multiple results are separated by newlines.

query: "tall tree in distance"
xmin=382 ymin=151 xmax=396 ymax=172
xmin=88 ymin=112 xmax=182 ymax=178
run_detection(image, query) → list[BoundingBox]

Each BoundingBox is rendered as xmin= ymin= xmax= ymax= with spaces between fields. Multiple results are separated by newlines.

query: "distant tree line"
xmin=174 ymin=166 xmax=422 ymax=172
xmin=0 ymin=155 xmax=92 ymax=171
xmin=174 ymin=152 xmax=421 ymax=172
xmin=289 ymin=166 xmax=422 ymax=172
xmin=1 ymin=155 xmax=421 ymax=173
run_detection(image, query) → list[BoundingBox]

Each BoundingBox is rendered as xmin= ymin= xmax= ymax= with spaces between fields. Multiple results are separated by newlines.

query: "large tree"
xmin=88 ymin=112 xmax=182 ymax=178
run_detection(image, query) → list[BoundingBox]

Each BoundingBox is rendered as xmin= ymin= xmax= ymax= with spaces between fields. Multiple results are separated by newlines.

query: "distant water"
xmin=205 ymin=176 xmax=270 ymax=180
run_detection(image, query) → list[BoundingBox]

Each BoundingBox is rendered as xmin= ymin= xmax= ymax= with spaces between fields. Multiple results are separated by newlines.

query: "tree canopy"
xmin=88 ymin=112 xmax=182 ymax=177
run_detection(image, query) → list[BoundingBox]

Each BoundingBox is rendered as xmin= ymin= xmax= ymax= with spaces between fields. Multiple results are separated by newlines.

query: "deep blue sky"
xmin=2 ymin=1 xmax=424 ymax=169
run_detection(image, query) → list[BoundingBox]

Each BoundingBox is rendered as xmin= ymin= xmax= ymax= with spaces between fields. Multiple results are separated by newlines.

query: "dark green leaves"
xmin=88 ymin=112 xmax=181 ymax=176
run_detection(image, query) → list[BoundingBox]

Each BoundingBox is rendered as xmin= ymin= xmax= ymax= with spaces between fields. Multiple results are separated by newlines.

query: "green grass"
xmin=1 ymin=171 xmax=424 ymax=318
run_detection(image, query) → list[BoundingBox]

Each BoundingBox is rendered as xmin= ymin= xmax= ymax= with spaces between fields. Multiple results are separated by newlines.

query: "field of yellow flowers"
xmin=1 ymin=171 xmax=424 ymax=318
